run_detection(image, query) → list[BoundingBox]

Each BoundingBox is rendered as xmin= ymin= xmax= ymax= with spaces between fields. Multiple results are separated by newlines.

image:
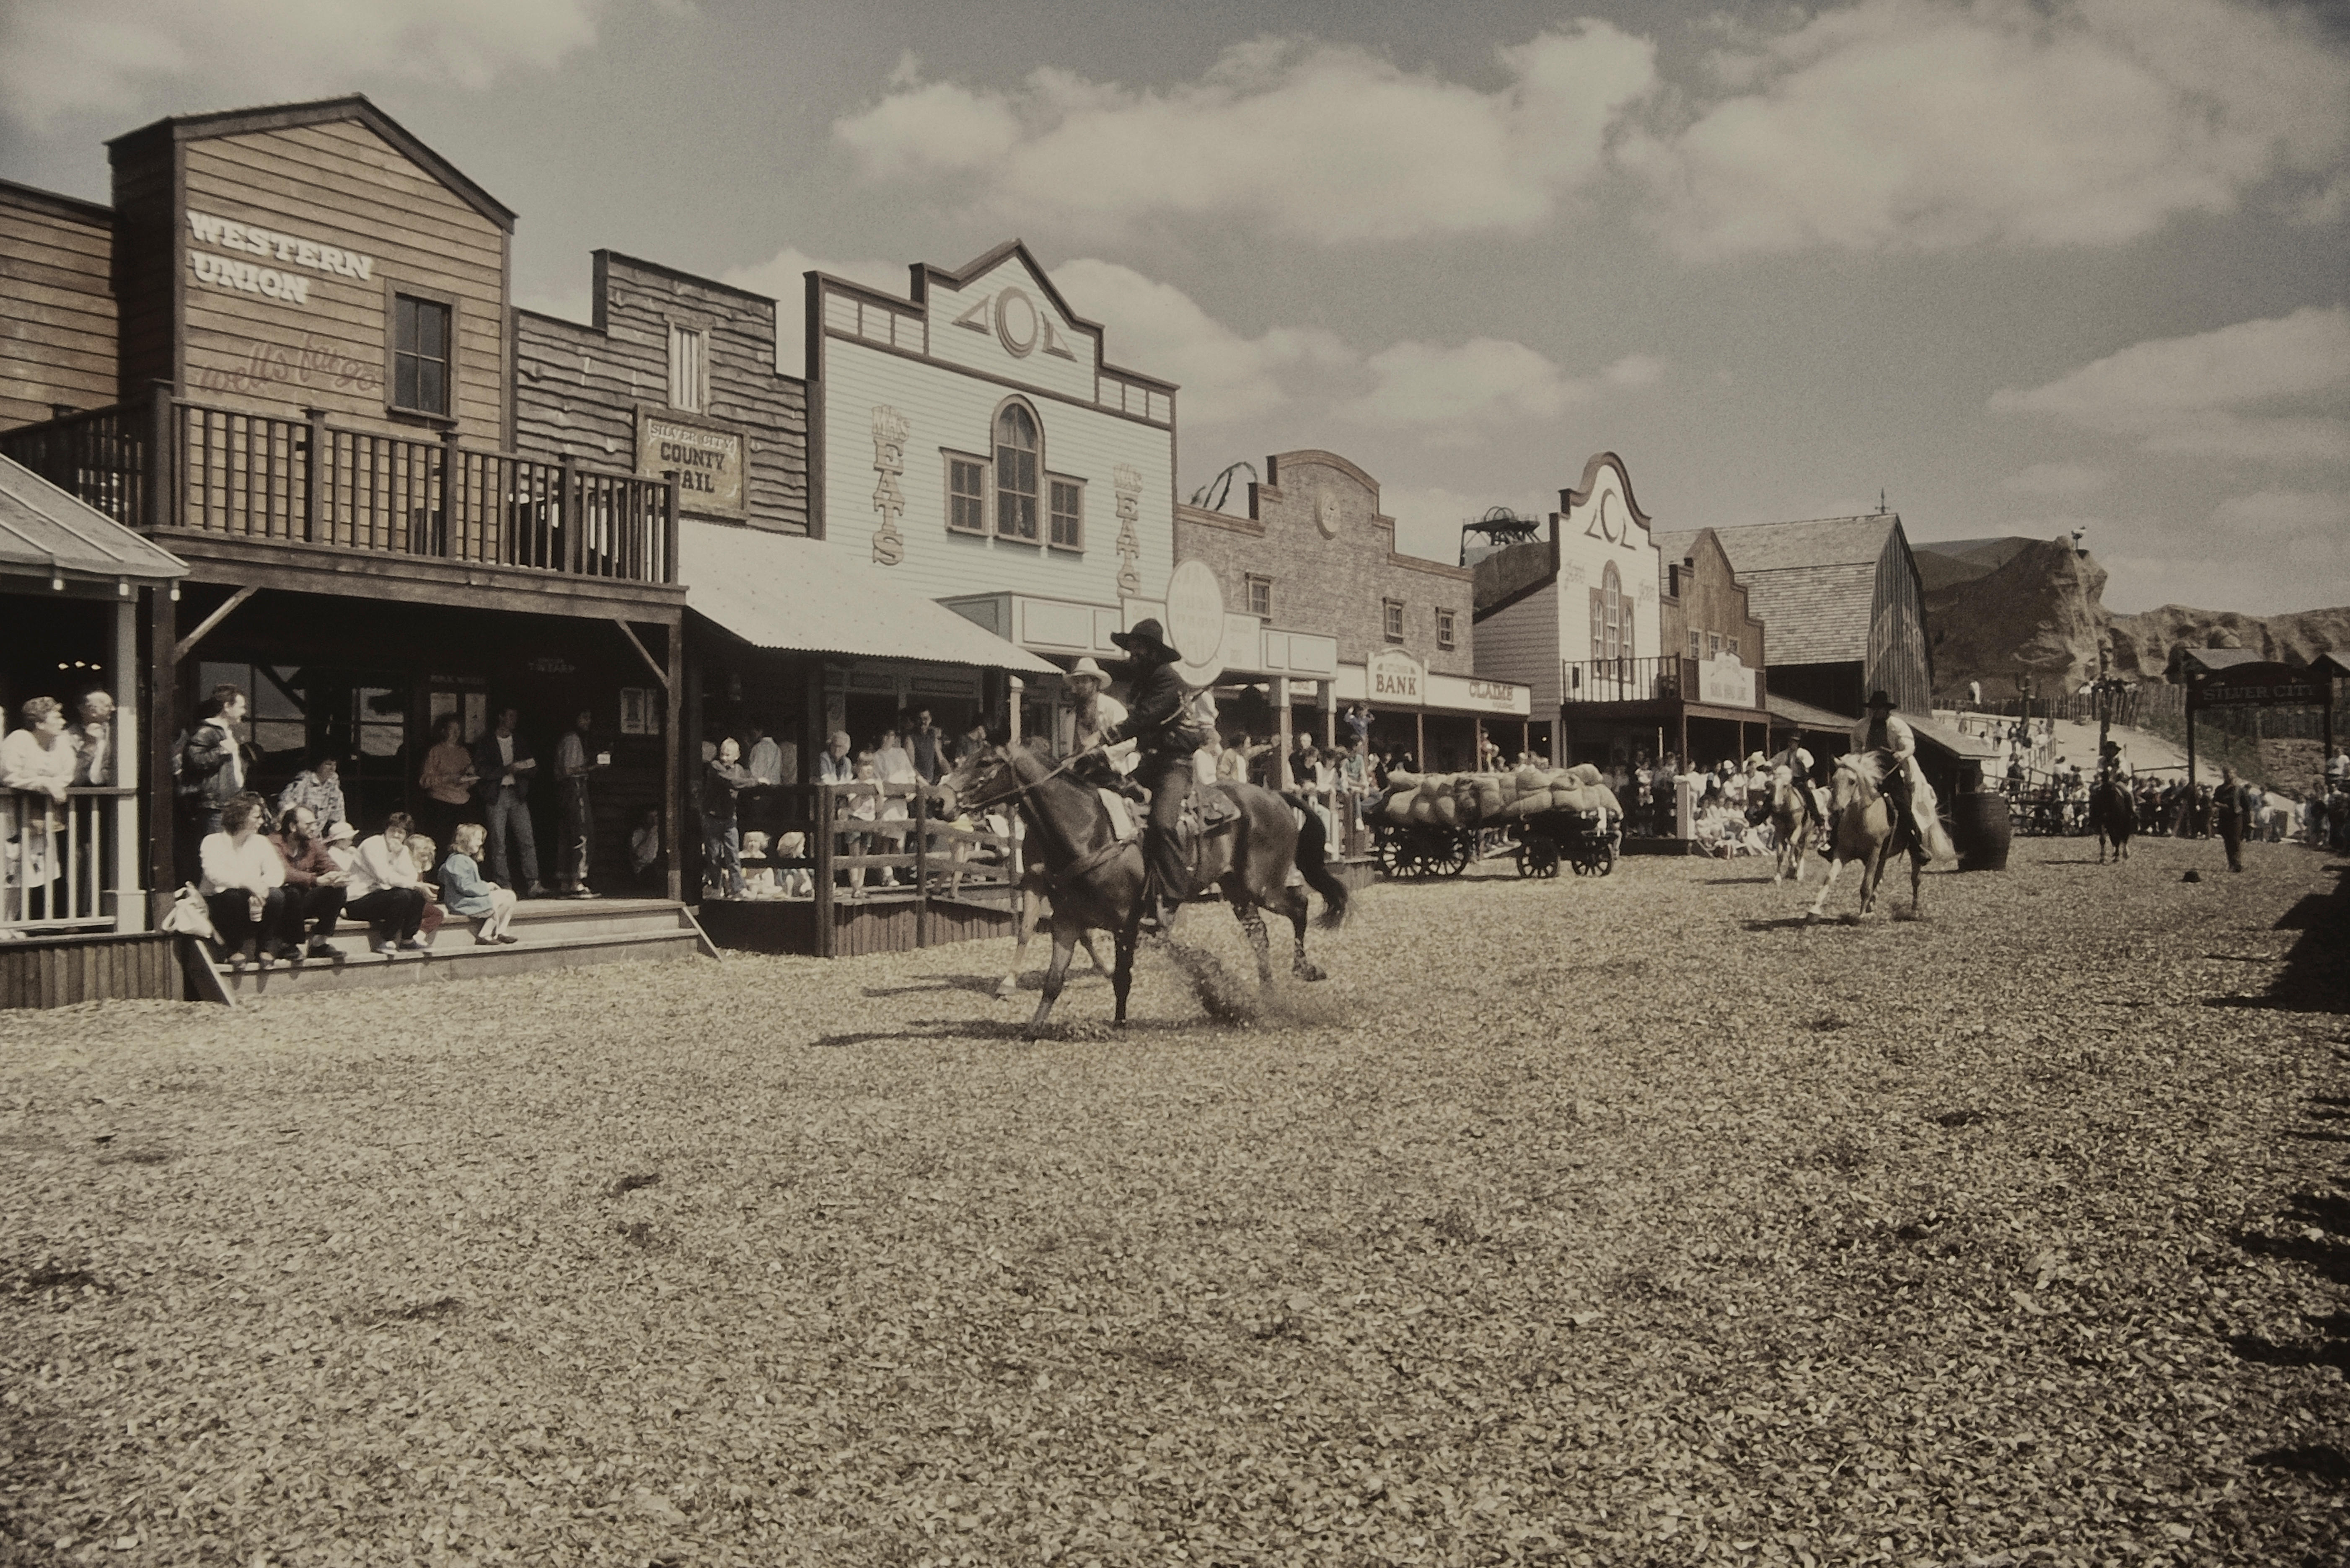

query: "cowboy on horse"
xmin=1855 ymin=690 xmax=1925 ymax=854
xmin=1093 ymin=617 xmax=1210 ymax=935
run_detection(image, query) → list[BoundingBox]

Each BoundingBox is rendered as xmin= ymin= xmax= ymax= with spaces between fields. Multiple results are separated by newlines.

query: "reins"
xmin=953 ymin=748 xmax=1090 ymax=816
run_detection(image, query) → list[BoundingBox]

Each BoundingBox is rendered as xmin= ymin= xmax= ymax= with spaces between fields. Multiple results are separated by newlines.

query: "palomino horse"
xmin=940 ymin=742 xmax=1348 ymax=1036
xmin=2089 ymin=776 xmax=2134 ymax=863
xmin=1768 ymin=773 xmax=1819 ymax=886
xmin=1805 ymin=754 xmax=1948 ymax=921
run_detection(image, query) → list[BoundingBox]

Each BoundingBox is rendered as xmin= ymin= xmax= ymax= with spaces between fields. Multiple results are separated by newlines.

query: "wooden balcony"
xmin=0 ymin=387 xmax=677 ymax=592
xmin=1561 ymin=657 xmax=1768 ymax=711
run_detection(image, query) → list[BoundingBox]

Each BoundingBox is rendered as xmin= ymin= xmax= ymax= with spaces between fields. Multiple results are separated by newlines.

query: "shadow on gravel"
xmin=2250 ymin=1444 xmax=2350 ymax=1488
xmin=861 ymin=974 xmax=1038 ymax=999
xmin=2205 ymin=863 xmax=2348 ymax=1014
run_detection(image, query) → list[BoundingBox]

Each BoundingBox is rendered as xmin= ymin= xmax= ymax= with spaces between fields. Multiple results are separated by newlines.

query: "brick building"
xmin=1174 ymin=449 xmax=1529 ymax=775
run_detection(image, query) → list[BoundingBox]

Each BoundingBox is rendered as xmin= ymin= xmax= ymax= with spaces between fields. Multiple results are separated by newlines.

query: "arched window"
xmin=1591 ymin=561 xmax=1623 ymax=664
xmin=994 ymin=402 xmax=1039 ymax=541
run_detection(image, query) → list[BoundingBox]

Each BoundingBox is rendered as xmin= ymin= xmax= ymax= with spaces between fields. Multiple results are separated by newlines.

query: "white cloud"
xmin=1052 ymin=259 xmax=1349 ymax=427
xmin=1343 ymin=338 xmax=1590 ymax=431
xmin=721 ymin=247 xmax=904 ymax=375
xmin=1622 ymin=0 xmax=2350 ymax=260
xmin=1602 ymin=353 xmax=1667 ymax=389
xmin=1989 ymin=306 xmax=2350 ymax=462
xmin=832 ymin=24 xmax=1658 ymax=243
xmin=2002 ymin=462 xmax=2111 ymax=496
xmin=0 ymin=0 xmax=614 ymax=129
xmin=2209 ymin=488 xmax=2350 ymax=545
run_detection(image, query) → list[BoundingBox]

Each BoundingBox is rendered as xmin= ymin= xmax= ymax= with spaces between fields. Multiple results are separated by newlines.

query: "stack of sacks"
xmin=1377 ymin=765 xmax=1625 ymax=824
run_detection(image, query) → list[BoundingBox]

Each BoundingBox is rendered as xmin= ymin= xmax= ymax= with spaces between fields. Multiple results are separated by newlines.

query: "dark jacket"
xmin=179 ymin=718 xmax=243 ymax=806
xmin=1101 ymin=659 xmax=1196 ymax=757
xmin=702 ymin=757 xmax=756 ymax=823
xmin=910 ymin=727 xmax=945 ymax=784
xmin=472 ymin=730 xmax=535 ymax=804
xmin=269 ymin=831 xmax=337 ymax=887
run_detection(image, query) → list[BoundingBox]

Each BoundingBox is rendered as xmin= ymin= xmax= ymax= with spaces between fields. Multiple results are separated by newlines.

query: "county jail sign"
xmin=637 ymin=408 xmax=746 ymax=518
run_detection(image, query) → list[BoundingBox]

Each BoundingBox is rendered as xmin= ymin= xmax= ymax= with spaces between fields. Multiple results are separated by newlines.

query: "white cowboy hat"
xmin=1069 ymin=656 xmax=1108 ymax=681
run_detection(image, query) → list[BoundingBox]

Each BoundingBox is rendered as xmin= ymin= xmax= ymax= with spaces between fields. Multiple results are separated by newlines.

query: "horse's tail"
xmin=1282 ymin=791 xmax=1350 ymax=929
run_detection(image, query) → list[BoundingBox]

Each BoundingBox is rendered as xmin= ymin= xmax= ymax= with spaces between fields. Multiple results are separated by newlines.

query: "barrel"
xmin=1950 ymin=790 xmax=2013 ymax=872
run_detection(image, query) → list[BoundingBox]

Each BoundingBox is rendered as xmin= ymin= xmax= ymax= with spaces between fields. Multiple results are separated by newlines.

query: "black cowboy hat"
xmin=1864 ymin=689 xmax=1895 ymax=709
xmin=1110 ymin=617 xmax=1180 ymax=661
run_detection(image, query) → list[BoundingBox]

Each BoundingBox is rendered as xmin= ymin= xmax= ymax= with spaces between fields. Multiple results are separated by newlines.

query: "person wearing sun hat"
xmin=1068 ymin=656 xmax=1135 ymax=777
xmin=1095 ymin=618 xmax=1205 ymax=934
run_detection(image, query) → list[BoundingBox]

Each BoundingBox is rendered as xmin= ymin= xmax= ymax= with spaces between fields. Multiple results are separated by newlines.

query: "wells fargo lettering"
xmin=191 ymin=333 xmax=384 ymax=397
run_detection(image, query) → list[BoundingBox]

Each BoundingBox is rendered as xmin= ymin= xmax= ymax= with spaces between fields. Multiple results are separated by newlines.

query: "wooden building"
xmin=1173 ymin=449 xmax=1528 ymax=775
xmin=1707 ymin=514 xmax=1934 ymax=722
xmin=0 ymin=97 xmax=691 ymax=952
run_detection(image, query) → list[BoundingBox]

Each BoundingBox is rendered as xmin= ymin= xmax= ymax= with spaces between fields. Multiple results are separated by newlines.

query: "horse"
xmin=1768 ymin=771 xmax=1819 ymax=886
xmin=2088 ymin=775 xmax=2133 ymax=863
xmin=1805 ymin=754 xmax=1949 ymax=921
xmin=996 ymin=860 xmax=1112 ymax=1000
xmin=941 ymin=742 xmax=1348 ymax=1037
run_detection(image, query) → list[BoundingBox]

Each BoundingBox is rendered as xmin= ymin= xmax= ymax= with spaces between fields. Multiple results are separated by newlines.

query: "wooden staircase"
xmin=194 ymin=897 xmax=717 ymax=1004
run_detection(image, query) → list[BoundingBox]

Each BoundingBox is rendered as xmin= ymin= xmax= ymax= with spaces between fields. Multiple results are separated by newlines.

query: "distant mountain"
xmin=1913 ymin=537 xmax=2348 ymax=697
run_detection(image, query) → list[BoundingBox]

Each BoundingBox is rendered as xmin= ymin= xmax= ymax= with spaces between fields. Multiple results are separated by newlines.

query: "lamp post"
xmin=2090 ymin=643 xmax=2130 ymax=757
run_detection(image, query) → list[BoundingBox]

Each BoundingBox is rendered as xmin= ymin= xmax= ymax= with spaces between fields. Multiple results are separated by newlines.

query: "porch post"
xmin=682 ymin=647 xmax=702 ymax=903
xmin=145 ymin=581 xmax=176 ymax=924
xmin=111 ymin=595 xmax=145 ymax=930
xmin=1008 ymin=677 xmax=1025 ymax=745
xmin=913 ymin=781 xmax=929 ymax=949
xmin=1322 ymin=681 xmax=1336 ymax=750
xmin=1273 ymin=677 xmax=1292 ymax=788
xmin=813 ymin=783 xmax=836 ymax=958
xmin=665 ymin=617 xmax=684 ymax=904
xmin=1414 ymin=708 xmax=1425 ymax=767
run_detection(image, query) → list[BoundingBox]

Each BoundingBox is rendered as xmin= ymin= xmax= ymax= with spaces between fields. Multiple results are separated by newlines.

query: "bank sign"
xmin=1369 ymin=648 xmax=1426 ymax=705
xmin=637 ymin=410 xmax=745 ymax=518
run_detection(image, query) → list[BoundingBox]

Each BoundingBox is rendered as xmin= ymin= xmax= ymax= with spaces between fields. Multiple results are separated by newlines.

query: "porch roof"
xmin=0 ymin=456 xmax=187 ymax=584
xmin=681 ymin=519 xmax=1056 ymax=673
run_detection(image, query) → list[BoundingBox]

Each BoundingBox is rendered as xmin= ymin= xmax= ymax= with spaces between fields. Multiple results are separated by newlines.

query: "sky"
xmin=2 ymin=0 xmax=2345 ymax=615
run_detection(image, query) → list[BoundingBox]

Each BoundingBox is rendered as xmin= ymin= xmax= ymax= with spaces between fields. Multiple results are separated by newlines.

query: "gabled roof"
xmin=1710 ymin=514 xmax=1906 ymax=667
xmin=906 ymin=239 xmax=1177 ymax=394
xmin=0 ymin=457 xmax=187 ymax=583
xmin=107 ymin=94 xmax=514 ymax=231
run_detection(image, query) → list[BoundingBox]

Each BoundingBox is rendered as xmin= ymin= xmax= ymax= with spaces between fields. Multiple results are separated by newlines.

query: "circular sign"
xmin=1163 ymin=558 xmax=1226 ymax=665
xmin=994 ymin=287 xmax=1039 ymax=358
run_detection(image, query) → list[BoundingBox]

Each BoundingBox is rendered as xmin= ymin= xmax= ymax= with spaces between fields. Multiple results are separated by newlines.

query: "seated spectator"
xmin=278 ymin=756 xmax=346 ymax=831
xmin=200 ymin=792 xmax=289 ymax=971
xmin=72 ymin=690 xmax=116 ymax=786
xmin=323 ymin=820 xmax=357 ymax=874
xmin=405 ymin=832 xmax=448 ymax=945
xmin=442 ymin=822 xmax=522 ymax=944
xmin=268 ymin=803 xmax=349 ymax=962
xmin=344 ymin=812 xmax=429 ymax=955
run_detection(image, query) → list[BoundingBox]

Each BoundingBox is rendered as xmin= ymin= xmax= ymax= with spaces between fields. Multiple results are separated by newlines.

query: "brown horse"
xmin=1804 ymin=754 xmax=1947 ymax=921
xmin=2089 ymin=776 xmax=2133 ymax=863
xmin=1768 ymin=773 xmax=1819 ymax=886
xmin=941 ymin=742 xmax=1347 ymax=1036
xmin=995 ymin=860 xmax=1111 ymax=1000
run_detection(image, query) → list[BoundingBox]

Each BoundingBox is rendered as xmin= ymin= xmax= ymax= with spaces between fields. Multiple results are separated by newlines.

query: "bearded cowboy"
xmin=1093 ymin=618 xmax=1209 ymax=935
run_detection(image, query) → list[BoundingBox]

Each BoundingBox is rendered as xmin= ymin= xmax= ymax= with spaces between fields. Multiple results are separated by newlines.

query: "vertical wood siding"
xmin=1869 ymin=526 xmax=1934 ymax=716
xmin=1473 ymin=583 xmax=1562 ymax=708
xmin=515 ymin=254 xmax=809 ymax=534
xmin=0 ymin=932 xmax=185 ymax=1010
xmin=0 ymin=188 xmax=119 ymax=429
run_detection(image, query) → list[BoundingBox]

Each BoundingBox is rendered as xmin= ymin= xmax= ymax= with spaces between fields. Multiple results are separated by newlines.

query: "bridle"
xmin=948 ymin=746 xmax=1090 ymax=816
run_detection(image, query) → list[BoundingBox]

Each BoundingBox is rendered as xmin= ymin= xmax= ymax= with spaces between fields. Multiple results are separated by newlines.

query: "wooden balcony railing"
xmin=1563 ymin=657 xmax=1682 ymax=703
xmin=0 ymin=388 xmax=676 ymax=587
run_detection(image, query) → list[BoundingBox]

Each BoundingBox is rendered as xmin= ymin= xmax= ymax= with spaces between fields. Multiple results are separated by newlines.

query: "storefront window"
xmin=994 ymin=403 xmax=1039 ymax=542
xmin=668 ymin=325 xmax=706 ymax=413
xmin=392 ymin=294 xmax=451 ymax=416
xmin=1592 ymin=562 xmax=1623 ymax=662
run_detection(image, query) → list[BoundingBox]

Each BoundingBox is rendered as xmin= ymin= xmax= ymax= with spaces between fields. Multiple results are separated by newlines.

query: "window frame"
xmin=667 ymin=323 xmax=708 ymax=414
xmin=1047 ymin=473 xmax=1085 ymax=553
xmin=1245 ymin=574 xmax=1273 ymax=619
xmin=1435 ymin=607 xmax=1456 ymax=652
xmin=991 ymin=396 xmax=1043 ymax=545
xmin=942 ymin=449 xmax=990 ymax=536
xmin=383 ymin=282 xmax=458 ymax=425
xmin=1382 ymin=598 xmax=1405 ymax=644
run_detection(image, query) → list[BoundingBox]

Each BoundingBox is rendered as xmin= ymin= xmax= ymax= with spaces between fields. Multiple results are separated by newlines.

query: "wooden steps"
xmin=200 ymin=897 xmax=717 ymax=1002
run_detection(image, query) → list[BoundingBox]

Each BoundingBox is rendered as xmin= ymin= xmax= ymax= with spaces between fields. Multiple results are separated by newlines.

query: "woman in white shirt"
xmin=343 ymin=811 xmax=430 ymax=955
xmin=199 ymin=792 xmax=288 ymax=970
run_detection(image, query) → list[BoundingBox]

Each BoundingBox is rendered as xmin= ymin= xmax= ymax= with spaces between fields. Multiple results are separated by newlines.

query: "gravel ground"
xmin=3 ymin=834 xmax=2345 ymax=1567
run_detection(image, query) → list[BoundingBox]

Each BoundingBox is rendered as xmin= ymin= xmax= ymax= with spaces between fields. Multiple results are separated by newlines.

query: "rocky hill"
xmin=1915 ymin=536 xmax=2349 ymax=698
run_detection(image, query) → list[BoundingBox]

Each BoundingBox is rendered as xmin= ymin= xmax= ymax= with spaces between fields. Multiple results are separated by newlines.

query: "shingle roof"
xmin=0 ymin=456 xmax=188 ymax=584
xmin=1654 ymin=530 xmax=1699 ymax=597
xmin=1709 ymin=516 xmax=1901 ymax=667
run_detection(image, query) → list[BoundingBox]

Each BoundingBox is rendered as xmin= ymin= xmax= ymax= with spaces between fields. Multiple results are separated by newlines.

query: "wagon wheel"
xmin=1375 ymin=829 xmax=1412 ymax=878
xmin=1518 ymin=833 xmax=1561 ymax=878
xmin=1432 ymin=829 xmax=1474 ymax=877
xmin=1593 ymin=834 xmax=1617 ymax=876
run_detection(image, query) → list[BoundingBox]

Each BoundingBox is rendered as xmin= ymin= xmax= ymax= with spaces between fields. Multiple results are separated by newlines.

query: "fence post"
xmin=914 ymin=782 xmax=929 ymax=949
xmin=813 ymin=783 xmax=836 ymax=957
xmin=303 ymin=407 xmax=328 ymax=544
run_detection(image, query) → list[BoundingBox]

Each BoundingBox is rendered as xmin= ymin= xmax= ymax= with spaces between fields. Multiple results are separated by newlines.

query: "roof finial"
xmin=1876 ymin=488 xmax=1887 ymax=515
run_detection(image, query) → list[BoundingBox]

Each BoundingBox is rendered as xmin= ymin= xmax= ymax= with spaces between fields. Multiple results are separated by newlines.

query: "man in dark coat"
xmin=2213 ymin=766 xmax=2254 ymax=872
xmin=1095 ymin=618 xmax=1201 ymax=934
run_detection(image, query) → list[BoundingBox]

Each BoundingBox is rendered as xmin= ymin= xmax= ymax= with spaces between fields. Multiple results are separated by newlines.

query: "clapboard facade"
xmin=109 ymin=103 xmax=514 ymax=445
xmin=0 ymin=181 xmax=118 ymax=429
xmin=1708 ymin=514 xmax=1933 ymax=721
xmin=516 ymin=252 xmax=809 ymax=533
